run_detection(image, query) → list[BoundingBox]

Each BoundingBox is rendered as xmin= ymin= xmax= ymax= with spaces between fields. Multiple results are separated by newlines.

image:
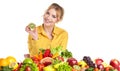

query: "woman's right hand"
xmin=25 ymin=25 xmax=38 ymax=40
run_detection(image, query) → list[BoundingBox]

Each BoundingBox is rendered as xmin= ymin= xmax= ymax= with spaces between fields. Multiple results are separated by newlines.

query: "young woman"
xmin=25 ymin=3 xmax=68 ymax=56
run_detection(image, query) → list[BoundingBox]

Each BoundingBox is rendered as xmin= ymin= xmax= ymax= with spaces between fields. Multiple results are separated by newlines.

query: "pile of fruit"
xmin=0 ymin=56 xmax=18 ymax=71
xmin=0 ymin=46 xmax=120 ymax=71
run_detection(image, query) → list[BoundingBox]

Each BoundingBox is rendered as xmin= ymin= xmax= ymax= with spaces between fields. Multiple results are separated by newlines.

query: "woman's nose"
xmin=47 ymin=15 xmax=51 ymax=19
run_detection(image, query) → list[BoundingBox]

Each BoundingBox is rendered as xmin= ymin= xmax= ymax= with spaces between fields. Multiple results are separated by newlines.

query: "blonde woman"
xmin=25 ymin=3 xmax=68 ymax=56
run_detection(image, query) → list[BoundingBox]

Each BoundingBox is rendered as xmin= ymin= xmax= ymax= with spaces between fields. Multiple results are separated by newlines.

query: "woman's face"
xmin=43 ymin=8 xmax=58 ymax=27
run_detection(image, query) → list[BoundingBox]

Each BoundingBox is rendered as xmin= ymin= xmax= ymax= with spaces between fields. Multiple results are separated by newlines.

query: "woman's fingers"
xmin=25 ymin=26 xmax=30 ymax=32
xmin=25 ymin=26 xmax=32 ymax=33
xmin=25 ymin=25 xmax=38 ymax=40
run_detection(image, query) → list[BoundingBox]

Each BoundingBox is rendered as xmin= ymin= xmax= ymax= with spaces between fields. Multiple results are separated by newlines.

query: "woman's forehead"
xmin=47 ymin=9 xmax=57 ymax=16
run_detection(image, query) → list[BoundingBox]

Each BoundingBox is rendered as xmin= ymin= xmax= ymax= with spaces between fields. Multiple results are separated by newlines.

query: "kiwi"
xmin=28 ymin=23 xmax=36 ymax=30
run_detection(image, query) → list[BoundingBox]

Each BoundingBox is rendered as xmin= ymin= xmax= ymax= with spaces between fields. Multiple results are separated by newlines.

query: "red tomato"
xmin=57 ymin=56 xmax=64 ymax=61
xmin=25 ymin=66 xmax=31 ymax=71
xmin=33 ymin=60 xmax=40 ymax=65
xmin=38 ymin=64 xmax=45 ymax=71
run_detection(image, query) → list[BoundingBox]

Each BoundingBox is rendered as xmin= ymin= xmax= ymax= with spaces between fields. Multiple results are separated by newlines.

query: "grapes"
xmin=83 ymin=56 xmax=96 ymax=68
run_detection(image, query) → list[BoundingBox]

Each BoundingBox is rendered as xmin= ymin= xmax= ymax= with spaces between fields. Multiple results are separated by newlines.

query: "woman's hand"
xmin=25 ymin=25 xmax=38 ymax=40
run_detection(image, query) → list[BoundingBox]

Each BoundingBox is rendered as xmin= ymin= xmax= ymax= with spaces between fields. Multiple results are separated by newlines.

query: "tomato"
xmin=33 ymin=60 xmax=40 ymax=65
xmin=25 ymin=66 xmax=31 ymax=71
xmin=38 ymin=64 xmax=45 ymax=71
xmin=31 ymin=56 xmax=40 ymax=61
xmin=57 ymin=56 xmax=64 ymax=61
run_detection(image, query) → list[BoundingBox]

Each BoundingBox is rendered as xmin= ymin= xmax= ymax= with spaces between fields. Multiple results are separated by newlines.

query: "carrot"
xmin=38 ymin=51 xmax=43 ymax=60
xmin=94 ymin=67 xmax=99 ymax=71
xmin=33 ymin=54 xmax=39 ymax=59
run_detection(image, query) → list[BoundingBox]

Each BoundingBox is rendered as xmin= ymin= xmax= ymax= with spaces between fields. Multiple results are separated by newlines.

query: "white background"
xmin=0 ymin=0 xmax=120 ymax=63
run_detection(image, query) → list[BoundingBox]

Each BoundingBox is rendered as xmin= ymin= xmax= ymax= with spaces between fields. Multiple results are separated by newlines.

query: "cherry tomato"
xmin=25 ymin=66 xmax=31 ymax=71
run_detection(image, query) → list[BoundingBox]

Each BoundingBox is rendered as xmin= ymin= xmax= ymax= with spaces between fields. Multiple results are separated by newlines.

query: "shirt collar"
xmin=53 ymin=26 xmax=59 ymax=35
xmin=37 ymin=24 xmax=59 ymax=35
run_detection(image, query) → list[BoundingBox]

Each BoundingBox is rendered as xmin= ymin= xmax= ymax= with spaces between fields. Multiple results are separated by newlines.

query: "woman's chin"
xmin=44 ymin=23 xmax=51 ymax=26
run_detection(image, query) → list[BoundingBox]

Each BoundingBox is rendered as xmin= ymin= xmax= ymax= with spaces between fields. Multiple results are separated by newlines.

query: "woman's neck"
xmin=43 ymin=25 xmax=54 ymax=34
xmin=43 ymin=25 xmax=54 ymax=40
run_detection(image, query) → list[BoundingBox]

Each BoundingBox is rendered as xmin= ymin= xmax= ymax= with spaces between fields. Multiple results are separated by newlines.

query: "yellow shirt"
xmin=28 ymin=25 xmax=68 ymax=56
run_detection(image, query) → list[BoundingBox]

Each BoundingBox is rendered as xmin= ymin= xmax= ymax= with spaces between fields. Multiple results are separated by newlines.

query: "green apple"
xmin=23 ymin=58 xmax=33 ymax=64
xmin=28 ymin=23 xmax=36 ymax=31
xmin=43 ymin=65 xmax=56 ymax=71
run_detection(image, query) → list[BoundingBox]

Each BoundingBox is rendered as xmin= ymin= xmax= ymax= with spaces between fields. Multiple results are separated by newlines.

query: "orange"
xmin=0 ymin=58 xmax=9 ymax=66
xmin=0 ymin=58 xmax=2 ymax=66
xmin=6 ymin=56 xmax=17 ymax=64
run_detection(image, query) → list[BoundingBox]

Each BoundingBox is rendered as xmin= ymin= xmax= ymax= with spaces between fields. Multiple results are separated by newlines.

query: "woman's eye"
xmin=46 ymin=12 xmax=49 ymax=15
xmin=52 ymin=15 xmax=56 ymax=18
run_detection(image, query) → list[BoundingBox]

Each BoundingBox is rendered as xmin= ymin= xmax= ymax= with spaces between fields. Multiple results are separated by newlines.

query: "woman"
xmin=25 ymin=3 xmax=68 ymax=56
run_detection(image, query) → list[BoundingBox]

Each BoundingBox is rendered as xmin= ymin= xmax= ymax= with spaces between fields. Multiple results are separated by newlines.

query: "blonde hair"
xmin=46 ymin=3 xmax=64 ymax=22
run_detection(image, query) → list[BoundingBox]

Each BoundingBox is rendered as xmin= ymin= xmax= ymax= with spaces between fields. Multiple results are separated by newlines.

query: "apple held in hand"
xmin=110 ymin=59 xmax=120 ymax=69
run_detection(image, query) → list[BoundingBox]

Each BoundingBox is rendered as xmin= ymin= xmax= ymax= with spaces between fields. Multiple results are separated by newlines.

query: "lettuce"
xmin=57 ymin=62 xmax=72 ymax=71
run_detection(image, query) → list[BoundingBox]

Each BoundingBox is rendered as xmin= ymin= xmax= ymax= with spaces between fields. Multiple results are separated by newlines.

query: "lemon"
xmin=9 ymin=62 xmax=18 ymax=70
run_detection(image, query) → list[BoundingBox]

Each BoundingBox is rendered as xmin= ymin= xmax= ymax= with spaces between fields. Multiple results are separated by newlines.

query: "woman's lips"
xmin=45 ymin=19 xmax=52 ymax=23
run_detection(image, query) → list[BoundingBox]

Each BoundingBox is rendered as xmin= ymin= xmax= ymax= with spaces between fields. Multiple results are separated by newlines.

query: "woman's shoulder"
xmin=36 ymin=25 xmax=42 ymax=28
xmin=55 ymin=26 xmax=68 ymax=35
